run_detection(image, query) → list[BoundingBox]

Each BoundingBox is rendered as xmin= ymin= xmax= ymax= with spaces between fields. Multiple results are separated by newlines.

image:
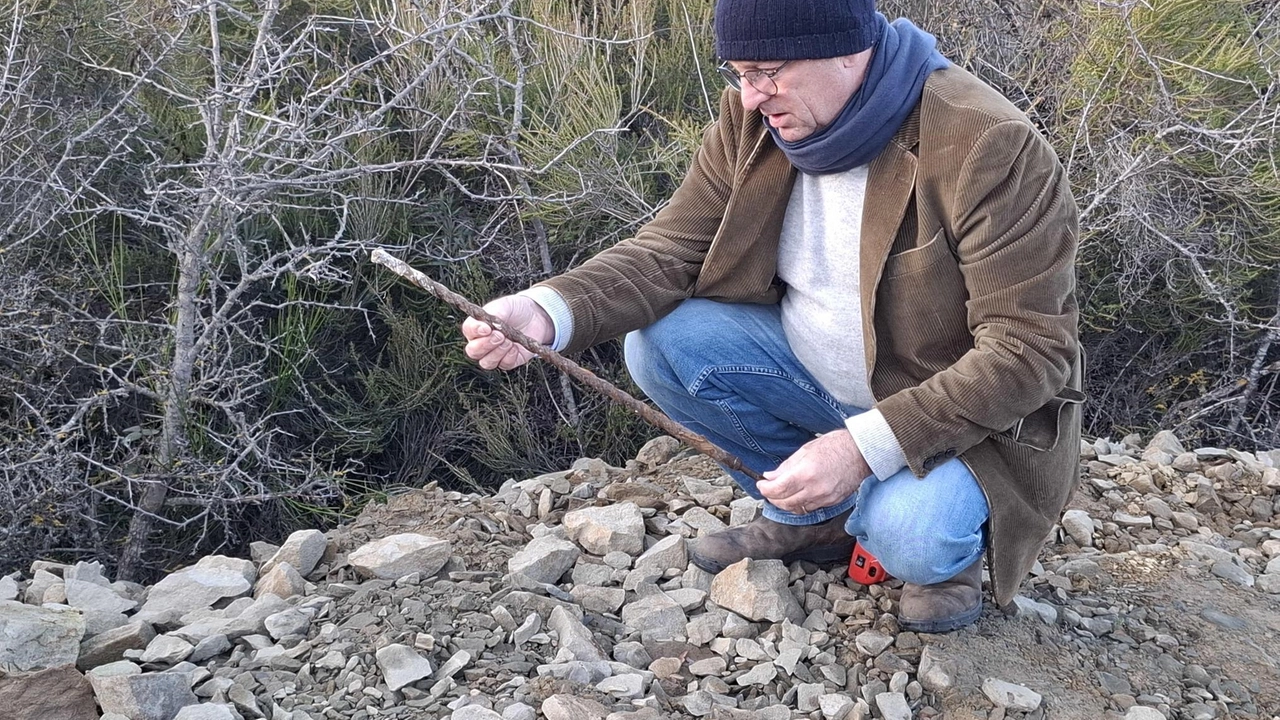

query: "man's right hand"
xmin=461 ymin=295 xmax=555 ymax=371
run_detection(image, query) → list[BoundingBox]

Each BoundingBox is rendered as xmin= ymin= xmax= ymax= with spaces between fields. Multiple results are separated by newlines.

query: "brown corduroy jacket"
xmin=539 ymin=65 xmax=1083 ymax=607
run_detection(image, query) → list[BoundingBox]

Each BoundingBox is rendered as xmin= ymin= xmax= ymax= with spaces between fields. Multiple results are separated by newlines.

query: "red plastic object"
xmin=847 ymin=542 xmax=888 ymax=585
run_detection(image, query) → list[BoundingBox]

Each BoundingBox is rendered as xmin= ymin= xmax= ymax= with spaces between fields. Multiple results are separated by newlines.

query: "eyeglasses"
xmin=717 ymin=60 xmax=792 ymax=96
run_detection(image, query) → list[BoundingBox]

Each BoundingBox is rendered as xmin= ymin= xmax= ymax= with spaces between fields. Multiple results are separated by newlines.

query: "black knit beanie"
xmin=715 ymin=0 xmax=880 ymax=61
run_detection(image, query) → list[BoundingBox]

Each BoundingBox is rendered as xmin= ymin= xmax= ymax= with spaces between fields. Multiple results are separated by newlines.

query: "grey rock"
xmin=0 ymin=575 xmax=18 ymax=602
xmin=981 ymin=678 xmax=1042 ymax=711
xmin=709 ymin=559 xmax=805 ymax=624
xmin=542 ymin=694 xmax=609 ymax=720
xmin=501 ymin=703 xmax=536 ymax=720
xmin=571 ymin=586 xmax=625 ymax=615
xmin=729 ymin=497 xmax=763 ymax=526
xmin=549 ymin=605 xmax=608 ymax=662
xmin=376 ymin=643 xmax=433 ymax=691
xmin=23 ymin=569 xmax=59 ymax=605
xmin=254 ymin=562 xmax=305 ymax=600
xmin=90 ymin=671 xmax=199 ymax=720
xmin=263 ymin=529 xmax=327 ymax=577
xmin=1124 ymin=708 xmax=1167 ymax=720
xmin=633 ymin=535 xmax=687 ymax=574
xmin=634 ymin=435 xmax=681 ymax=469
xmin=174 ymin=705 xmax=240 ymax=720
xmin=188 ymin=634 xmax=231 ymax=664
xmin=136 ymin=556 xmax=256 ymax=626
xmin=140 ymin=634 xmax=195 ymax=665
xmin=1060 ymin=509 xmax=1094 ymax=547
xmin=563 ymin=503 xmax=646 ymax=556
xmin=680 ymin=507 xmax=728 ymax=536
xmin=796 ymin=683 xmax=825 ymax=712
xmin=1199 ymin=607 xmax=1247 ymax=630
xmin=1012 ymin=596 xmax=1058 ymax=624
xmin=612 ymin=641 xmax=651 ymax=669
xmin=854 ymin=630 xmax=893 ymax=656
xmin=682 ymin=477 xmax=735 ymax=507
xmin=79 ymin=620 xmax=156 ymax=670
xmin=596 ymin=672 xmax=647 ymax=698
xmin=507 ymin=536 xmax=580 ymax=584
xmin=1146 ymin=431 xmax=1185 ymax=457
xmin=452 ymin=707 xmax=503 ymax=720
xmin=819 ymin=693 xmax=853 ymax=719
xmin=918 ymin=647 xmax=954 ymax=692
xmin=65 ymin=579 xmax=135 ymax=636
xmin=0 ymin=665 xmax=98 ymax=720
xmin=348 ymin=534 xmax=451 ymax=580
xmin=1256 ymin=574 xmax=1280 ymax=593
xmin=620 ymin=591 xmax=688 ymax=640
xmin=264 ymin=608 xmax=311 ymax=640
xmin=0 ymin=601 xmax=85 ymax=671
xmin=1211 ymin=560 xmax=1254 ymax=587
xmin=875 ymin=692 xmax=912 ymax=720
xmin=1113 ymin=511 xmax=1153 ymax=528
xmin=736 ymin=662 xmax=778 ymax=686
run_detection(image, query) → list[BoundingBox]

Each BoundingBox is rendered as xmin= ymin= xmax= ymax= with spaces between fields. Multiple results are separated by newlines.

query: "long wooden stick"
xmin=370 ymin=249 xmax=766 ymax=483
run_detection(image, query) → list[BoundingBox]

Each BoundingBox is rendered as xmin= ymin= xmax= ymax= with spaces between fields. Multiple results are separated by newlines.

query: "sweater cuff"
xmin=845 ymin=409 xmax=908 ymax=480
xmin=516 ymin=286 xmax=573 ymax=352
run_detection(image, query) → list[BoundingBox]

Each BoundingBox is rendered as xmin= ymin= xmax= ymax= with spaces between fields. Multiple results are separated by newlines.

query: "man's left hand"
xmin=758 ymin=429 xmax=872 ymax=515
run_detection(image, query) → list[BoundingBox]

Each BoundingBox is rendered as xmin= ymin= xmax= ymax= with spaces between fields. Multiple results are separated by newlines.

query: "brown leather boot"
xmin=688 ymin=510 xmax=855 ymax=574
xmin=897 ymin=556 xmax=984 ymax=633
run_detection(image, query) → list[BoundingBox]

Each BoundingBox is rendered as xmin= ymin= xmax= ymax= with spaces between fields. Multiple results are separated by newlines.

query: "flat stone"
xmin=1199 ymin=607 xmax=1247 ymax=630
xmin=0 ymin=575 xmax=18 ymax=602
xmin=1060 ymin=509 xmax=1094 ymax=547
xmin=453 ymin=707 xmax=504 ymax=720
xmin=596 ymin=673 xmax=647 ymax=698
xmin=620 ymin=591 xmax=688 ymax=640
xmin=1124 ymin=707 xmax=1168 ymax=720
xmin=254 ymin=562 xmax=305 ymax=600
xmin=264 ymin=608 xmax=311 ymax=640
xmin=549 ymin=605 xmax=608 ymax=662
xmin=818 ymin=693 xmax=853 ymax=719
xmin=633 ymin=535 xmax=687 ymax=574
xmin=376 ymin=643 xmax=433 ymax=691
xmin=542 ymin=694 xmax=609 ymax=720
xmin=1211 ymin=560 xmax=1254 ymax=587
xmin=0 ymin=601 xmax=85 ymax=671
xmin=0 ymin=665 xmax=98 ymax=720
xmin=1113 ymin=512 xmax=1153 ymax=528
xmin=1012 ymin=596 xmax=1058 ymax=624
xmin=981 ymin=678 xmax=1042 ymax=711
xmin=796 ymin=683 xmax=825 ymax=712
xmin=348 ymin=534 xmax=452 ymax=580
xmin=136 ymin=556 xmax=256 ymax=626
xmin=79 ymin=620 xmax=155 ymax=670
xmin=507 ymin=536 xmax=580 ymax=584
xmin=683 ymin=477 xmax=735 ymax=507
xmin=875 ymin=692 xmax=912 ymax=720
xmin=140 ymin=634 xmax=195 ymax=665
xmin=65 ymin=578 xmax=135 ymax=636
xmin=1256 ymin=574 xmax=1280 ymax=593
xmin=563 ymin=503 xmax=646 ymax=556
xmin=855 ymin=630 xmax=893 ymax=656
xmin=918 ymin=647 xmax=954 ymax=692
xmin=173 ymin=705 xmax=239 ymax=720
xmin=89 ymin=671 xmax=199 ymax=720
xmin=571 ymin=586 xmax=625 ymax=615
xmin=680 ymin=507 xmax=728 ymax=536
xmin=709 ymin=559 xmax=805 ymax=624
xmin=188 ymin=634 xmax=231 ymax=664
xmin=263 ymin=529 xmax=327 ymax=577
xmin=737 ymin=662 xmax=778 ymax=686
xmin=690 ymin=657 xmax=727 ymax=676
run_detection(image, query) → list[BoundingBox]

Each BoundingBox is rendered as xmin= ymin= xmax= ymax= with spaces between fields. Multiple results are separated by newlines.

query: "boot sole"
xmin=897 ymin=601 xmax=983 ymax=634
xmin=689 ymin=540 xmax=855 ymax=575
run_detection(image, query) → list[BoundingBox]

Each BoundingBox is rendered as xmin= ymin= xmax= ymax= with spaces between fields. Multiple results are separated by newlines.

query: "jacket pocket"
xmin=884 ymin=227 xmax=952 ymax=279
xmin=998 ymin=388 xmax=1086 ymax=452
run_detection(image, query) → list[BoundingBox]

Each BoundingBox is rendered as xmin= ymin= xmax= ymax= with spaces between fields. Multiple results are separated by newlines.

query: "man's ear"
xmin=839 ymin=48 xmax=872 ymax=69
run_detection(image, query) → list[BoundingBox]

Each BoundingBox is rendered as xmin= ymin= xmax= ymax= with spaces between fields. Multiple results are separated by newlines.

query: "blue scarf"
xmin=768 ymin=14 xmax=949 ymax=174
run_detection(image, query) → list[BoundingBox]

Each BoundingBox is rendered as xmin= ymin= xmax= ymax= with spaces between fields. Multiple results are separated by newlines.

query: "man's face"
xmin=728 ymin=53 xmax=870 ymax=142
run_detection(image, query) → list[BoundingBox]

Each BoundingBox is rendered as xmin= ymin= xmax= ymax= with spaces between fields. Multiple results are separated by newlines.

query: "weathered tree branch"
xmin=370 ymin=248 xmax=766 ymax=483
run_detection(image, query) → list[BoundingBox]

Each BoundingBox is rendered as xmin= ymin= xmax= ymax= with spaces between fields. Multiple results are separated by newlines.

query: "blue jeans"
xmin=624 ymin=298 xmax=989 ymax=585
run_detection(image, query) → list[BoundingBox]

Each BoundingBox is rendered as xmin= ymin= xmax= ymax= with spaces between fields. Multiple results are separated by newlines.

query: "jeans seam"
xmin=688 ymin=365 xmax=847 ymax=419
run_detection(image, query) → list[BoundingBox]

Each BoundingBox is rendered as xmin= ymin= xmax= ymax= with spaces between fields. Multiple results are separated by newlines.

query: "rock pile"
xmin=1 ymin=432 xmax=1277 ymax=720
